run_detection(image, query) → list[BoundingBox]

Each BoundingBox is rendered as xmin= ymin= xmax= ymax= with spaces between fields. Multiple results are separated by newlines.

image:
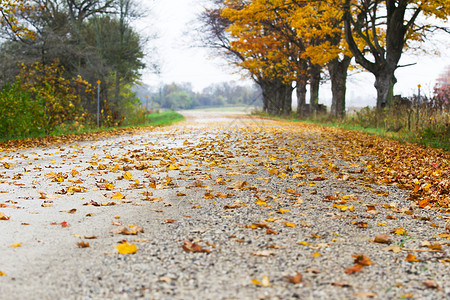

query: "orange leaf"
xmin=285 ymin=272 xmax=302 ymax=284
xmin=405 ymin=254 xmax=420 ymax=262
xmin=344 ymin=264 xmax=364 ymax=274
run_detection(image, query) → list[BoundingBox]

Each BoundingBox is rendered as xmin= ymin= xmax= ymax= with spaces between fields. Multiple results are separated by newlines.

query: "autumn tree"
xmin=342 ymin=0 xmax=450 ymax=110
xmin=199 ymin=0 xmax=294 ymax=115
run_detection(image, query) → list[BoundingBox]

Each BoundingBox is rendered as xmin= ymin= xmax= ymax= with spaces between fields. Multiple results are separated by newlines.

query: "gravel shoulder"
xmin=0 ymin=112 xmax=449 ymax=299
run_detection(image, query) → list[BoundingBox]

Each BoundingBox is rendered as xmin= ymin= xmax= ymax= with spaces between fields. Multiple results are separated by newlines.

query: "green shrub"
xmin=0 ymin=82 xmax=47 ymax=139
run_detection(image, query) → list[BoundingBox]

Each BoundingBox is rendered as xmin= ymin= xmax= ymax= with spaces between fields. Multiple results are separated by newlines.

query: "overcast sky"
xmin=135 ymin=0 xmax=450 ymax=107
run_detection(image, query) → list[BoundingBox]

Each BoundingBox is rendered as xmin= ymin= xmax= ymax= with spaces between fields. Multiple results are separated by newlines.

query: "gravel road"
xmin=0 ymin=111 xmax=449 ymax=300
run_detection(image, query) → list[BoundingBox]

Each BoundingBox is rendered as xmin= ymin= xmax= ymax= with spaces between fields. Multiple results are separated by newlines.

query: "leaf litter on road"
xmin=0 ymin=115 xmax=449 ymax=299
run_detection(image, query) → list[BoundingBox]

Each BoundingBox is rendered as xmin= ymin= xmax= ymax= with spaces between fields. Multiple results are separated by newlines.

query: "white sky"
xmin=135 ymin=0 xmax=450 ymax=107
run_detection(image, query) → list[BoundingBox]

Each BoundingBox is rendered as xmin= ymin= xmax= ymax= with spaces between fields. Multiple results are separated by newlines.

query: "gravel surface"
xmin=0 ymin=111 xmax=449 ymax=299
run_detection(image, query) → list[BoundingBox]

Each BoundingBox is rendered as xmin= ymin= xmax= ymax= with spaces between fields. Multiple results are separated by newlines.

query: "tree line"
xmin=133 ymin=81 xmax=262 ymax=110
xmin=0 ymin=0 xmax=150 ymax=138
xmin=199 ymin=0 xmax=449 ymax=117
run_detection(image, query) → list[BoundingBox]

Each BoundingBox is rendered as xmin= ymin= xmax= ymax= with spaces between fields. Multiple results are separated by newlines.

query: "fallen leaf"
xmin=353 ymin=254 xmax=372 ymax=266
xmin=285 ymin=272 xmax=302 ymax=284
xmin=332 ymin=281 xmax=351 ymax=287
xmin=382 ymin=246 xmax=402 ymax=253
xmin=354 ymin=292 xmax=377 ymax=298
xmin=77 ymin=241 xmax=90 ymax=248
xmin=112 ymin=192 xmax=125 ymax=199
xmin=266 ymin=229 xmax=278 ymax=235
xmin=115 ymin=242 xmax=137 ymax=254
xmin=60 ymin=221 xmax=69 ymax=228
xmin=405 ymin=253 xmax=420 ymax=262
xmin=252 ymin=250 xmax=275 ymax=257
xmin=9 ymin=243 xmax=21 ymax=248
xmin=284 ymin=222 xmax=296 ymax=228
xmin=373 ymin=234 xmax=392 ymax=244
xmin=344 ymin=264 xmax=364 ymax=274
xmin=0 ymin=271 xmax=5 ymax=276
xmin=0 ymin=212 xmax=10 ymax=220
xmin=164 ymin=219 xmax=176 ymax=223
xmin=392 ymin=227 xmax=407 ymax=235
xmin=423 ymin=279 xmax=441 ymax=290
xmin=181 ymin=240 xmax=211 ymax=253
xmin=110 ymin=225 xmax=143 ymax=235
xmin=123 ymin=171 xmax=133 ymax=180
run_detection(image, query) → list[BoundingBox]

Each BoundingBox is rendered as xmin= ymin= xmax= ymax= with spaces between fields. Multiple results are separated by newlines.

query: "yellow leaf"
xmin=169 ymin=164 xmax=179 ymax=170
xmin=285 ymin=222 xmax=296 ymax=228
xmin=112 ymin=192 xmax=125 ymax=199
xmin=255 ymin=199 xmax=269 ymax=207
xmin=123 ymin=172 xmax=133 ymax=180
xmin=0 ymin=272 xmax=5 ymax=276
xmin=251 ymin=279 xmax=262 ymax=286
xmin=9 ymin=243 xmax=21 ymax=248
xmin=377 ymin=222 xmax=388 ymax=227
xmin=313 ymin=252 xmax=322 ymax=257
xmin=278 ymin=208 xmax=290 ymax=214
xmin=268 ymin=168 xmax=279 ymax=175
xmin=115 ymin=242 xmax=137 ymax=254
xmin=393 ymin=227 xmax=407 ymax=235
xmin=105 ymin=183 xmax=115 ymax=190
xmin=298 ymin=241 xmax=310 ymax=246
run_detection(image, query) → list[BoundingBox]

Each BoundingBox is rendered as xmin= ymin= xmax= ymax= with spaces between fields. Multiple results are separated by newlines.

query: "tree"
xmin=199 ymin=0 xmax=294 ymax=115
xmin=0 ymin=0 xmax=38 ymax=40
xmin=342 ymin=0 xmax=450 ymax=110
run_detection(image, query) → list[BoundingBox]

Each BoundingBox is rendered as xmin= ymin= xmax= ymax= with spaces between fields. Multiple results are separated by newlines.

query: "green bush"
xmin=0 ymin=82 xmax=47 ymax=139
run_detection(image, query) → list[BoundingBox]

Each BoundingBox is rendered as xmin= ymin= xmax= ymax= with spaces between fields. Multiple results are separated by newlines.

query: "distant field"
xmin=180 ymin=106 xmax=260 ymax=113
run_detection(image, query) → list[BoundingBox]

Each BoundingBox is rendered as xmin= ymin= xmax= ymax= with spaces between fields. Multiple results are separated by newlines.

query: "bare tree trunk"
xmin=309 ymin=64 xmax=321 ymax=113
xmin=328 ymin=56 xmax=351 ymax=118
xmin=374 ymin=70 xmax=397 ymax=110
xmin=296 ymin=79 xmax=307 ymax=117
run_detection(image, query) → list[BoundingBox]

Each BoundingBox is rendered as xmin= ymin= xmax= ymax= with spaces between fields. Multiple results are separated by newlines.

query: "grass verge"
xmin=255 ymin=111 xmax=449 ymax=152
xmin=0 ymin=110 xmax=184 ymax=150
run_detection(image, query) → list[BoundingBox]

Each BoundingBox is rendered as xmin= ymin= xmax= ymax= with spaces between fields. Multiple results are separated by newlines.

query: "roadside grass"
xmin=0 ymin=110 xmax=184 ymax=148
xmin=254 ymin=111 xmax=450 ymax=152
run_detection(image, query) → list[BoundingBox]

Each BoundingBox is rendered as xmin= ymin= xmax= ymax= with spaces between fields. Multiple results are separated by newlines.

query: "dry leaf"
xmin=373 ymin=234 xmax=392 ymax=244
xmin=181 ymin=240 xmax=211 ymax=253
xmin=115 ymin=242 xmax=137 ymax=254
xmin=112 ymin=192 xmax=125 ymax=199
xmin=405 ymin=253 xmax=420 ymax=262
xmin=285 ymin=272 xmax=302 ymax=284
xmin=0 ymin=212 xmax=10 ymax=220
xmin=77 ymin=241 xmax=90 ymax=248
xmin=423 ymin=279 xmax=441 ymax=290
xmin=252 ymin=250 xmax=275 ymax=257
xmin=110 ymin=225 xmax=143 ymax=235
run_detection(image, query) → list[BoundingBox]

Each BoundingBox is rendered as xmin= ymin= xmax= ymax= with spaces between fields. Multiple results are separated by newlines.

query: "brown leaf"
xmin=164 ymin=219 xmax=176 ymax=223
xmin=344 ymin=264 xmax=364 ymax=274
xmin=423 ymin=279 xmax=441 ymax=290
xmin=181 ymin=240 xmax=211 ymax=253
xmin=285 ymin=272 xmax=302 ymax=284
xmin=373 ymin=234 xmax=392 ymax=244
xmin=266 ymin=229 xmax=278 ymax=235
xmin=353 ymin=254 xmax=372 ymax=266
xmin=332 ymin=281 xmax=352 ymax=287
xmin=77 ymin=241 xmax=90 ymax=248
xmin=110 ymin=225 xmax=143 ymax=235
